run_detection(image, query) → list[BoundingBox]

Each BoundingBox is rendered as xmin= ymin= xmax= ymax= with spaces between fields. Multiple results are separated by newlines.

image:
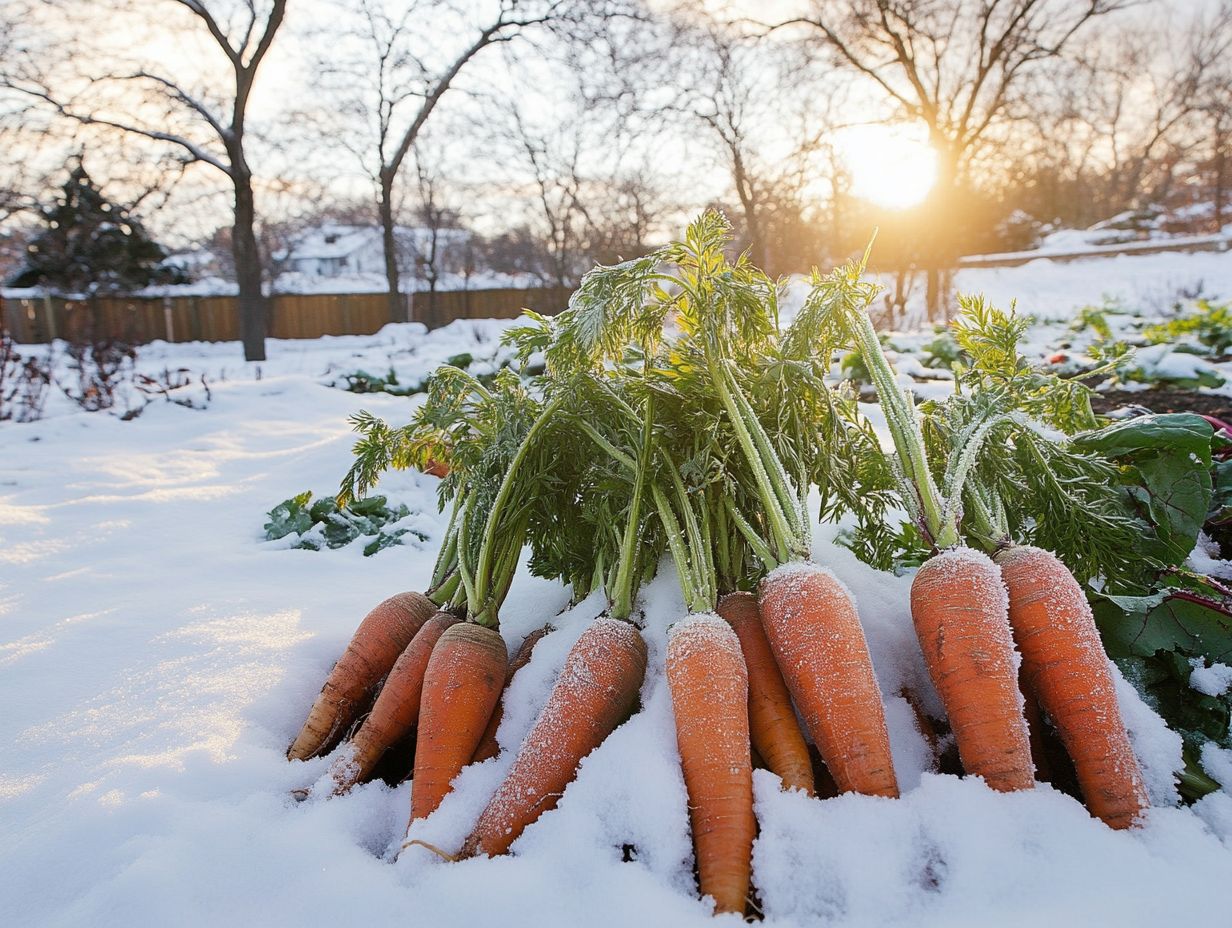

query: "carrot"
xmin=409 ymin=622 xmax=507 ymax=823
xmin=996 ymin=544 xmax=1148 ymax=827
xmin=328 ymin=611 xmax=460 ymax=794
xmin=471 ymin=624 xmax=552 ymax=764
xmin=1019 ymin=668 xmax=1054 ymax=783
xmin=717 ymin=591 xmax=814 ymax=795
xmin=288 ymin=590 xmax=439 ymax=761
xmin=667 ymin=614 xmax=755 ymax=916
xmin=910 ymin=547 xmax=1034 ymax=792
xmin=758 ymin=563 xmax=899 ymax=798
xmin=461 ymin=617 xmax=646 ymax=857
xmin=423 ymin=458 xmax=449 ymax=479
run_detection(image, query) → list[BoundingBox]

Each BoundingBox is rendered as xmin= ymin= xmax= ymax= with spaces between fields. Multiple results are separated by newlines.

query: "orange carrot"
xmin=1019 ymin=668 xmax=1054 ymax=784
xmin=423 ymin=459 xmax=449 ymax=479
xmin=471 ymin=624 xmax=552 ymax=764
xmin=667 ymin=614 xmax=755 ymax=916
xmin=462 ymin=618 xmax=646 ymax=857
xmin=409 ymin=623 xmax=507 ymax=823
xmin=996 ymin=545 xmax=1148 ymax=827
xmin=911 ymin=547 xmax=1034 ymax=792
xmin=329 ymin=611 xmax=460 ymax=794
xmin=288 ymin=591 xmax=438 ymax=761
xmin=717 ymin=591 xmax=814 ymax=795
xmin=758 ymin=563 xmax=899 ymax=798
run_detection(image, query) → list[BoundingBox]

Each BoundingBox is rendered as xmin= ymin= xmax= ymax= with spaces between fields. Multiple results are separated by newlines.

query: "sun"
xmin=836 ymin=124 xmax=938 ymax=210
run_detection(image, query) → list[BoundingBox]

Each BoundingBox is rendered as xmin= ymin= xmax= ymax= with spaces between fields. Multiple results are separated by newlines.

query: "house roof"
xmin=287 ymin=225 xmax=379 ymax=261
xmin=285 ymin=223 xmax=470 ymax=261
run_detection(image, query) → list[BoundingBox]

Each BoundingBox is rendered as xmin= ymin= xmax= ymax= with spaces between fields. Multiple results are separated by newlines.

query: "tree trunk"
xmin=925 ymin=142 xmax=961 ymax=322
xmin=232 ymin=173 xmax=267 ymax=362
xmin=379 ymin=171 xmax=404 ymax=324
xmin=1214 ymin=119 xmax=1228 ymax=234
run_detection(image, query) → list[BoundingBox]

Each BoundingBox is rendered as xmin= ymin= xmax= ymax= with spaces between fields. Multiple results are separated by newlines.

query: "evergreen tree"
xmin=7 ymin=163 xmax=186 ymax=293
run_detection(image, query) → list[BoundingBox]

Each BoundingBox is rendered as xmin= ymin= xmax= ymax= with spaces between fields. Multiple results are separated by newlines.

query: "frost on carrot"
xmin=668 ymin=614 xmax=754 ymax=916
xmin=997 ymin=545 xmax=1148 ymax=827
xmin=462 ymin=617 xmax=646 ymax=857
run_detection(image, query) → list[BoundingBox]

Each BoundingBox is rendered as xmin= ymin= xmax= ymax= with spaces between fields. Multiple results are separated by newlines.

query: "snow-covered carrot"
xmin=996 ymin=544 xmax=1148 ymax=826
xmin=668 ymin=614 xmax=752 ymax=915
xmin=836 ymin=268 xmax=1033 ymax=792
xmin=909 ymin=546 xmax=1033 ymax=791
xmin=463 ymin=390 xmax=657 ymax=856
xmin=462 ymin=617 xmax=646 ymax=856
xmin=410 ymin=622 xmax=508 ymax=822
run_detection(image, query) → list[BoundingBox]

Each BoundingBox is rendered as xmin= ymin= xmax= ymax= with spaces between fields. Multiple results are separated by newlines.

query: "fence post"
xmin=162 ymin=295 xmax=175 ymax=343
xmin=190 ymin=296 xmax=202 ymax=341
xmin=22 ymin=299 xmax=35 ymax=342
xmin=42 ymin=293 xmax=58 ymax=341
xmin=339 ymin=294 xmax=353 ymax=334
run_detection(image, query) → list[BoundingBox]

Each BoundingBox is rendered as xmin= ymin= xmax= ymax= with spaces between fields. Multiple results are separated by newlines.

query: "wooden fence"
xmin=0 ymin=286 xmax=575 ymax=345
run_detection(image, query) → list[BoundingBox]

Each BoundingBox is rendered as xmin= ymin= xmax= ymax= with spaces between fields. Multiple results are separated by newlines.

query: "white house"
xmin=284 ymin=223 xmax=470 ymax=279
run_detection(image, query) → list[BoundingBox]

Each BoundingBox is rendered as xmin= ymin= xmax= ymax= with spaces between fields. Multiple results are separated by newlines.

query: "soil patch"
xmin=1091 ymin=388 xmax=1232 ymax=422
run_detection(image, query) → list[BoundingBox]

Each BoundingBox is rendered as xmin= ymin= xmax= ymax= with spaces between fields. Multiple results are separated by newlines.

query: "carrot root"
xmin=911 ymin=547 xmax=1034 ymax=793
xmin=462 ymin=617 xmax=646 ymax=858
xmin=288 ymin=591 xmax=439 ymax=761
xmin=717 ymin=591 xmax=814 ymax=795
xmin=758 ymin=562 xmax=899 ymax=798
xmin=409 ymin=622 xmax=507 ymax=824
xmin=997 ymin=545 xmax=1148 ymax=828
xmin=668 ymin=613 xmax=754 ymax=916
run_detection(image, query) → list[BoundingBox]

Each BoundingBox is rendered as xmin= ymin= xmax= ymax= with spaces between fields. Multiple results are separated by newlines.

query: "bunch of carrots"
xmin=285 ymin=212 xmax=1202 ymax=916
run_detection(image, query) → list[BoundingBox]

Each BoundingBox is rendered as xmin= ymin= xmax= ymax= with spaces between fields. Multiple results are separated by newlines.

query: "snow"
xmin=936 ymin=249 xmax=1231 ymax=319
xmin=1190 ymin=660 xmax=1232 ymax=698
xmin=5 ymin=256 xmax=1232 ymax=926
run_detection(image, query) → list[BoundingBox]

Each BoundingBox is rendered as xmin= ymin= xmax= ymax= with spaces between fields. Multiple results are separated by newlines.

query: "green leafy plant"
xmin=919 ymin=327 xmax=964 ymax=369
xmin=1070 ymin=304 xmax=1115 ymax=344
xmin=1144 ymin=300 xmax=1232 ymax=357
xmin=263 ymin=490 xmax=422 ymax=556
xmin=1113 ymin=346 xmax=1226 ymax=389
xmin=333 ymin=368 xmax=416 ymax=396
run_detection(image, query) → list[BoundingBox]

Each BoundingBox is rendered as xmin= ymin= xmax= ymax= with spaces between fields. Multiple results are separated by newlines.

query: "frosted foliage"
xmin=5 ymin=315 xmax=1232 ymax=926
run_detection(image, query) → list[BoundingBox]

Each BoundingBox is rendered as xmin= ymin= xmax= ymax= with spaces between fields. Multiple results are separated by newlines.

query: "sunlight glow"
xmin=837 ymin=124 xmax=939 ymax=210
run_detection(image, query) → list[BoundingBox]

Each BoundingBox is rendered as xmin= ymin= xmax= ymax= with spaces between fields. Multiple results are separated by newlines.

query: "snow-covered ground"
xmin=5 ymin=251 xmax=1232 ymax=927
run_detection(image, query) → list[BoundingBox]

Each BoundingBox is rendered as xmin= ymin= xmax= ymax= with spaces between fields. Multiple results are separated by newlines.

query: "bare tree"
xmin=767 ymin=0 xmax=1136 ymax=314
xmin=311 ymin=0 xmax=570 ymax=323
xmin=670 ymin=19 xmax=846 ymax=273
xmin=503 ymin=101 xmax=591 ymax=287
xmin=1010 ymin=2 xmax=1232 ymax=230
xmin=3 ymin=0 xmax=286 ymax=360
xmin=404 ymin=145 xmax=468 ymax=314
xmin=1196 ymin=1 xmax=1232 ymax=231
